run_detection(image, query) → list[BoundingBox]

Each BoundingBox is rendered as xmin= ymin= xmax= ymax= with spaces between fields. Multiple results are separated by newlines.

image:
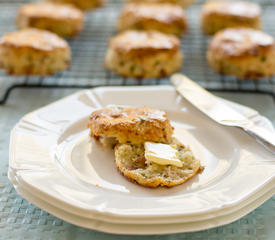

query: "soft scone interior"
xmin=115 ymin=138 xmax=201 ymax=188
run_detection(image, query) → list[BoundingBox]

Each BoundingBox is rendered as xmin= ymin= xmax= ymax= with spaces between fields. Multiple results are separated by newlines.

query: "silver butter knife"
xmin=171 ymin=74 xmax=275 ymax=154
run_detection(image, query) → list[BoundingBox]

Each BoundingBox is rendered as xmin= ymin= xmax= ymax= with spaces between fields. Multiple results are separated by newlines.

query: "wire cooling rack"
xmin=0 ymin=0 xmax=274 ymax=104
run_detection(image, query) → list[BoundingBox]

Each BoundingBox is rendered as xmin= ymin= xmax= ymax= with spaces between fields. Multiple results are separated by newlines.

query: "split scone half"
xmin=125 ymin=0 xmax=195 ymax=8
xmin=88 ymin=106 xmax=174 ymax=145
xmin=0 ymin=28 xmax=71 ymax=75
xmin=201 ymin=0 xmax=261 ymax=35
xmin=88 ymin=106 xmax=201 ymax=188
xmin=117 ymin=3 xmax=187 ymax=36
xmin=46 ymin=0 xmax=105 ymax=11
xmin=207 ymin=28 xmax=275 ymax=79
xmin=105 ymin=30 xmax=183 ymax=78
xmin=16 ymin=2 xmax=84 ymax=37
xmin=115 ymin=140 xmax=201 ymax=188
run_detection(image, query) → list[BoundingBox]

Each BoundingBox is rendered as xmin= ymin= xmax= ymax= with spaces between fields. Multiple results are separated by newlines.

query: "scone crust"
xmin=46 ymin=0 xmax=105 ymax=10
xmin=207 ymin=28 xmax=275 ymax=79
xmin=117 ymin=3 xmax=187 ymax=36
xmin=17 ymin=2 xmax=84 ymax=37
xmin=125 ymin=0 xmax=195 ymax=8
xmin=115 ymin=143 xmax=201 ymax=188
xmin=208 ymin=28 xmax=274 ymax=58
xmin=88 ymin=106 xmax=174 ymax=145
xmin=0 ymin=28 xmax=71 ymax=75
xmin=105 ymin=30 xmax=183 ymax=78
xmin=201 ymin=1 xmax=261 ymax=34
xmin=110 ymin=30 xmax=180 ymax=55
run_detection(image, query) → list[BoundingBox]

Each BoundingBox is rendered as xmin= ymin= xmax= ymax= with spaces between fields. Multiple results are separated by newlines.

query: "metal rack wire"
xmin=0 ymin=0 xmax=274 ymax=104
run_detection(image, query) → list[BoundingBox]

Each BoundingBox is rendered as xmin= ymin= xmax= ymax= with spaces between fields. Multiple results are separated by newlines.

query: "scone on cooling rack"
xmin=88 ymin=106 xmax=174 ymax=145
xmin=201 ymin=0 xmax=261 ymax=35
xmin=115 ymin=141 xmax=201 ymax=188
xmin=207 ymin=28 xmax=275 ymax=79
xmin=46 ymin=0 xmax=105 ymax=11
xmin=125 ymin=0 xmax=195 ymax=8
xmin=105 ymin=30 xmax=183 ymax=78
xmin=0 ymin=28 xmax=71 ymax=75
xmin=117 ymin=3 xmax=187 ymax=36
xmin=16 ymin=2 xmax=84 ymax=37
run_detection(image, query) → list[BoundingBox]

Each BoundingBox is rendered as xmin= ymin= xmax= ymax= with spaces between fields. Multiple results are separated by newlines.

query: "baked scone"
xmin=207 ymin=28 xmax=275 ymax=79
xmin=88 ymin=106 xmax=174 ymax=145
xmin=201 ymin=1 xmax=261 ymax=35
xmin=117 ymin=3 xmax=187 ymax=36
xmin=105 ymin=30 xmax=183 ymax=78
xmin=46 ymin=0 xmax=105 ymax=11
xmin=125 ymin=0 xmax=194 ymax=8
xmin=0 ymin=28 xmax=71 ymax=75
xmin=115 ymin=140 xmax=201 ymax=188
xmin=16 ymin=2 xmax=84 ymax=37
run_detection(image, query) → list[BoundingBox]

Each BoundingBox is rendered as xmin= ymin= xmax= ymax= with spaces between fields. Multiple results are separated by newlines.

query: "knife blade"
xmin=171 ymin=74 xmax=275 ymax=154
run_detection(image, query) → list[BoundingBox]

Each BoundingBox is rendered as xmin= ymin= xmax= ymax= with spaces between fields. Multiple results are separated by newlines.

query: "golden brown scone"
xmin=207 ymin=28 xmax=275 ymax=79
xmin=46 ymin=0 xmax=105 ymax=11
xmin=0 ymin=28 xmax=71 ymax=76
xmin=88 ymin=106 xmax=174 ymax=145
xmin=105 ymin=30 xmax=183 ymax=78
xmin=125 ymin=0 xmax=194 ymax=8
xmin=201 ymin=0 xmax=261 ymax=35
xmin=16 ymin=2 xmax=84 ymax=37
xmin=117 ymin=3 xmax=187 ymax=36
xmin=115 ymin=141 xmax=201 ymax=188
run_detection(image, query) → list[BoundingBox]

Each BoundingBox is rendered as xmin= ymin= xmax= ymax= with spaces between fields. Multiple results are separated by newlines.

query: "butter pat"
xmin=144 ymin=142 xmax=183 ymax=167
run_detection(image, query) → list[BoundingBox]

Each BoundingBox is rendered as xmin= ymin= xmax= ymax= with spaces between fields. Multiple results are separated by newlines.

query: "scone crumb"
xmin=115 ymin=138 xmax=201 ymax=188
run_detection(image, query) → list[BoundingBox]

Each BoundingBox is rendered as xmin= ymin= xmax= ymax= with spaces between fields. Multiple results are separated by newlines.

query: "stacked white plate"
xmin=8 ymin=86 xmax=275 ymax=235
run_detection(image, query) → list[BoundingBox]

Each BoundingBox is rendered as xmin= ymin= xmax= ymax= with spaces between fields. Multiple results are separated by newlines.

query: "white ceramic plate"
xmin=9 ymin=86 xmax=275 ymax=227
xmin=13 ymin=179 xmax=275 ymax=235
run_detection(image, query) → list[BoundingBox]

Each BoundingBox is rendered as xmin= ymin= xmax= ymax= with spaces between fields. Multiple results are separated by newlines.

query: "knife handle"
xmin=245 ymin=125 xmax=275 ymax=154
